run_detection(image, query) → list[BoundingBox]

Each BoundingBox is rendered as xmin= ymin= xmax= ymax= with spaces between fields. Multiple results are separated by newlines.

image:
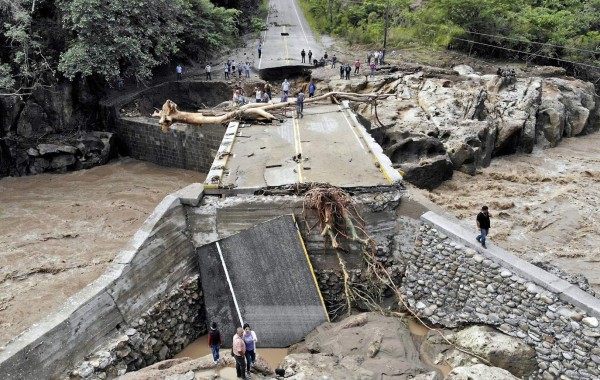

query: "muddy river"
xmin=0 ymin=158 xmax=202 ymax=346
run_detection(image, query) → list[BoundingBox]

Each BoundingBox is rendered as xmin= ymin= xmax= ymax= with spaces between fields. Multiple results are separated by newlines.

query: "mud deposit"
xmin=416 ymin=132 xmax=600 ymax=294
xmin=0 ymin=158 xmax=202 ymax=346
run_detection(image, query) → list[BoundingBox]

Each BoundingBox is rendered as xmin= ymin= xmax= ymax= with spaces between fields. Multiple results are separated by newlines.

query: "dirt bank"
xmin=0 ymin=158 xmax=202 ymax=346
xmin=414 ymin=132 xmax=600 ymax=293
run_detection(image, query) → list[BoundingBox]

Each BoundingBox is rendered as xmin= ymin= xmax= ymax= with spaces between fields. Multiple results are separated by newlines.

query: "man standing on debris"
xmin=176 ymin=64 xmax=182 ymax=80
xmin=208 ymin=322 xmax=221 ymax=365
xmin=476 ymin=206 xmax=491 ymax=249
xmin=301 ymin=49 xmax=306 ymax=63
xmin=308 ymin=81 xmax=316 ymax=98
xmin=232 ymin=327 xmax=247 ymax=379
xmin=258 ymin=44 xmax=262 ymax=59
xmin=245 ymin=62 xmax=251 ymax=78
xmin=238 ymin=62 xmax=243 ymax=77
xmin=264 ymin=81 xmax=272 ymax=99
xmin=308 ymin=49 xmax=312 ymax=63
xmin=345 ymin=63 xmax=351 ymax=80
xmin=205 ymin=64 xmax=212 ymax=80
xmin=331 ymin=55 xmax=337 ymax=68
xmin=354 ymin=59 xmax=361 ymax=75
xmin=282 ymin=79 xmax=290 ymax=96
xmin=296 ymin=90 xmax=305 ymax=118
xmin=224 ymin=62 xmax=230 ymax=80
xmin=339 ymin=63 xmax=344 ymax=79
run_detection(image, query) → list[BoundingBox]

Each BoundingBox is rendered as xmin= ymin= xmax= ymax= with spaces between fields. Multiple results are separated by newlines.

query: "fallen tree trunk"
xmin=151 ymin=92 xmax=392 ymax=132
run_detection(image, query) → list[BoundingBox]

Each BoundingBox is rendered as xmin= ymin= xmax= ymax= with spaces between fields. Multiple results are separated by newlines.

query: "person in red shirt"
xmin=354 ymin=59 xmax=361 ymax=75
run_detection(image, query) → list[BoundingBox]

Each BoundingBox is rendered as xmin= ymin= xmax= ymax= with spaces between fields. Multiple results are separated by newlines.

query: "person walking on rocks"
xmin=243 ymin=323 xmax=258 ymax=375
xmin=232 ymin=327 xmax=247 ymax=379
xmin=205 ymin=64 xmax=212 ymax=80
xmin=176 ymin=64 xmax=182 ymax=80
xmin=354 ymin=59 xmax=361 ymax=75
xmin=308 ymin=81 xmax=316 ymax=98
xmin=224 ymin=62 xmax=230 ymax=80
xmin=282 ymin=79 xmax=290 ymax=96
xmin=258 ymin=44 xmax=262 ymax=59
xmin=245 ymin=62 xmax=251 ymax=78
xmin=301 ymin=49 xmax=306 ymax=63
xmin=208 ymin=322 xmax=222 ymax=365
xmin=476 ymin=206 xmax=491 ymax=249
xmin=331 ymin=55 xmax=337 ymax=68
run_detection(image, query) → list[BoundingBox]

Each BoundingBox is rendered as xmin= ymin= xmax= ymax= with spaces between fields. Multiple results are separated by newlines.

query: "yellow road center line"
xmin=339 ymin=105 xmax=393 ymax=184
xmin=292 ymin=214 xmax=330 ymax=322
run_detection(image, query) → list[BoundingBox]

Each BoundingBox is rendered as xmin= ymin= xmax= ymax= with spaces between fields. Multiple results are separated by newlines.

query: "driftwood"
xmin=151 ymin=92 xmax=392 ymax=132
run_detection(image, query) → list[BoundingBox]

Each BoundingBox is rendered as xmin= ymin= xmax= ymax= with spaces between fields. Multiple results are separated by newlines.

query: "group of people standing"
xmin=222 ymin=60 xmax=251 ymax=80
xmin=208 ymin=322 xmax=258 ymax=379
xmin=367 ymin=50 xmax=385 ymax=65
xmin=336 ymin=59 xmax=377 ymax=80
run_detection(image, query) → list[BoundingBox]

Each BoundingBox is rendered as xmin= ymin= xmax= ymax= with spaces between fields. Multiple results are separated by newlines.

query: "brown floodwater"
xmin=175 ymin=334 xmax=289 ymax=371
xmin=0 ymin=158 xmax=203 ymax=346
xmin=408 ymin=318 xmax=453 ymax=377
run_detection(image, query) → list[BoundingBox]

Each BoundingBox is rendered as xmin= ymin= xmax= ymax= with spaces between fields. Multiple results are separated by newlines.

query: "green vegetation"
xmin=0 ymin=0 xmax=259 ymax=94
xmin=298 ymin=0 xmax=600 ymax=74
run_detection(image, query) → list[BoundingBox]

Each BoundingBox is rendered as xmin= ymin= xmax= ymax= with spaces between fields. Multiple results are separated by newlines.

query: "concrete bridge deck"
xmin=204 ymin=100 xmax=402 ymax=193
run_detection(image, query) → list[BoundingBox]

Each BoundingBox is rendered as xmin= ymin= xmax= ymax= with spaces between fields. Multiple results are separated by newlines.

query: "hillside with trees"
xmin=0 ymin=0 xmax=263 ymax=96
xmin=299 ymin=0 xmax=600 ymax=81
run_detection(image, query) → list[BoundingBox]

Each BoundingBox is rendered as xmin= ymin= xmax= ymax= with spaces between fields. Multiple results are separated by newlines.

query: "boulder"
xmin=431 ymin=325 xmax=537 ymax=378
xmin=37 ymin=143 xmax=78 ymax=155
xmin=397 ymin=155 xmax=454 ymax=190
xmin=536 ymin=77 xmax=599 ymax=148
xmin=445 ymin=364 xmax=520 ymax=379
xmin=50 ymin=154 xmax=76 ymax=170
xmin=16 ymin=102 xmax=54 ymax=138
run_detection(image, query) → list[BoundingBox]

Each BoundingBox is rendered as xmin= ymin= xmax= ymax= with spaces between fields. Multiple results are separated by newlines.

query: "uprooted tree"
xmin=151 ymin=91 xmax=391 ymax=132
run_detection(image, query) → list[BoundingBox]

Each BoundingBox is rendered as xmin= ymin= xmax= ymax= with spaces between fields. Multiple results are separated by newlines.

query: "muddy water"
xmin=175 ymin=334 xmax=288 ymax=370
xmin=415 ymin=132 xmax=600 ymax=293
xmin=408 ymin=319 xmax=453 ymax=377
xmin=0 ymin=158 xmax=203 ymax=346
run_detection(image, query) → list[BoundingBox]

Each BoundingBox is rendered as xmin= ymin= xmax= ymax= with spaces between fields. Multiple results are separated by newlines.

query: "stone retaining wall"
xmin=116 ymin=118 xmax=224 ymax=173
xmin=68 ymin=276 xmax=205 ymax=379
xmin=401 ymin=213 xmax=600 ymax=380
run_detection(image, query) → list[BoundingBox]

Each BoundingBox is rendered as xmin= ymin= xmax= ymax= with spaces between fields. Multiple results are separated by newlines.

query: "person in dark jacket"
xmin=476 ymin=206 xmax=491 ymax=248
xmin=208 ymin=322 xmax=222 ymax=365
xmin=301 ymin=49 xmax=306 ymax=63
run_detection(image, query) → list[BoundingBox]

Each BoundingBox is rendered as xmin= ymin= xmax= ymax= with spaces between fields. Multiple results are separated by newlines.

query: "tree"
xmin=57 ymin=0 xmax=240 ymax=85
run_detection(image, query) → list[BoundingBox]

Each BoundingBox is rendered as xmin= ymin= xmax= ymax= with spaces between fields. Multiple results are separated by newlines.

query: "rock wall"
xmin=68 ymin=276 xmax=205 ymax=379
xmin=401 ymin=213 xmax=600 ymax=380
xmin=116 ymin=118 xmax=224 ymax=173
